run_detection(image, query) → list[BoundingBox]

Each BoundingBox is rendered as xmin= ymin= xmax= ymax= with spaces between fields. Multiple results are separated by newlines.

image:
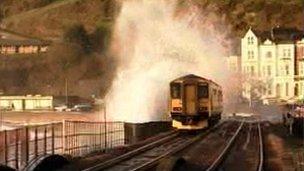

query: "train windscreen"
xmin=171 ymin=83 xmax=181 ymax=99
xmin=198 ymin=85 xmax=208 ymax=98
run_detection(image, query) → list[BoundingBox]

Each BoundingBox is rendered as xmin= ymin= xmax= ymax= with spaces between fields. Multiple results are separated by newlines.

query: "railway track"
xmin=207 ymin=122 xmax=264 ymax=171
xmin=83 ymin=122 xmax=225 ymax=171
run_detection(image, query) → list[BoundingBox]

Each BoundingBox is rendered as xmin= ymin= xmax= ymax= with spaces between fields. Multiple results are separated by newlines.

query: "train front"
xmin=169 ymin=75 xmax=210 ymax=130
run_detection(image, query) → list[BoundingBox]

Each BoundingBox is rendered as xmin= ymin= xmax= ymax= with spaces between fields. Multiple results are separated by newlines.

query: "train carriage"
xmin=170 ymin=74 xmax=223 ymax=130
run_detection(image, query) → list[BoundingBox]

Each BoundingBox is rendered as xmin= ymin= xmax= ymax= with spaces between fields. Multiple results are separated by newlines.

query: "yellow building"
xmin=0 ymin=95 xmax=53 ymax=111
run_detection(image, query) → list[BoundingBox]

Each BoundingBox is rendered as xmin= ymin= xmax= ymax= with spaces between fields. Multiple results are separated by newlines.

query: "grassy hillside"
xmin=0 ymin=0 xmax=61 ymax=18
xmin=1 ymin=0 xmax=117 ymax=39
xmin=2 ymin=0 xmax=303 ymax=39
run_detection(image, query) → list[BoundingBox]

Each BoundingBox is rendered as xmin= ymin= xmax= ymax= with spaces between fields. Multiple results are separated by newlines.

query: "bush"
xmin=90 ymin=21 xmax=112 ymax=53
xmin=63 ymin=24 xmax=91 ymax=53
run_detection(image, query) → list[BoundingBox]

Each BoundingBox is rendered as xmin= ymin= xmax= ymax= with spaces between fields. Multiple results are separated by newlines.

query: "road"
xmin=0 ymin=111 xmax=103 ymax=126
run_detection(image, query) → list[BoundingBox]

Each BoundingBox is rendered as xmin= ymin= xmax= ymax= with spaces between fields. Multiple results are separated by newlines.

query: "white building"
xmin=241 ymin=27 xmax=303 ymax=104
xmin=0 ymin=95 xmax=53 ymax=111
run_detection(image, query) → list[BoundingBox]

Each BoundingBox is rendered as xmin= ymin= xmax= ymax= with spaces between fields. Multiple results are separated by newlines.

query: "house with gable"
xmin=241 ymin=27 xmax=304 ymax=104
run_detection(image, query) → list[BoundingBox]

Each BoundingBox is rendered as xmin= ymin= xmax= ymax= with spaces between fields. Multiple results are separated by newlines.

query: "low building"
xmin=0 ymin=95 xmax=53 ymax=111
xmin=0 ymin=39 xmax=49 ymax=54
xmin=0 ymin=28 xmax=50 ymax=55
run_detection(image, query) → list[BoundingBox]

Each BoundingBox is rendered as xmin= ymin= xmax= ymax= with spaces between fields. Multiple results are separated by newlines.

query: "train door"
xmin=185 ymin=85 xmax=196 ymax=115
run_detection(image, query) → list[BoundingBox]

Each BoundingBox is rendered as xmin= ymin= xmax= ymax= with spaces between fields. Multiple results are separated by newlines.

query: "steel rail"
xmin=257 ymin=123 xmax=264 ymax=171
xmin=206 ymin=120 xmax=245 ymax=171
xmin=83 ymin=130 xmax=179 ymax=171
xmin=128 ymin=122 xmax=225 ymax=171
xmin=84 ymin=122 xmax=225 ymax=171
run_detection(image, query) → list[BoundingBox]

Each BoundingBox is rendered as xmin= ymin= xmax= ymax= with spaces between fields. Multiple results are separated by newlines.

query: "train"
xmin=169 ymin=74 xmax=223 ymax=130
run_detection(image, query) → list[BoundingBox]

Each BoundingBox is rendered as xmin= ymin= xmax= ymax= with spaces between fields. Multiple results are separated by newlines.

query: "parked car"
xmin=54 ymin=105 xmax=68 ymax=112
xmin=72 ymin=104 xmax=92 ymax=112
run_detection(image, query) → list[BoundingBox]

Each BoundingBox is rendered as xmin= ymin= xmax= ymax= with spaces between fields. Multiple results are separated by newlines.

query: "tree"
xmin=90 ymin=21 xmax=112 ymax=53
xmin=64 ymin=24 xmax=91 ymax=53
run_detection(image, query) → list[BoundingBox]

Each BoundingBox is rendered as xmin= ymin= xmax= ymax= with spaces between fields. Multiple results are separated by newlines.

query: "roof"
xmin=171 ymin=74 xmax=221 ymax=87
xmin=252 ymin=27 xmax=304 ymax=43
xmin=0 ymin=38 xmax=50 ymax=46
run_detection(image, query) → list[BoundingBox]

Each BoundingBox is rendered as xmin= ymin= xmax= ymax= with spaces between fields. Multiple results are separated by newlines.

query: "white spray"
xmin=106 ymin=0 xmax=231 ymax=123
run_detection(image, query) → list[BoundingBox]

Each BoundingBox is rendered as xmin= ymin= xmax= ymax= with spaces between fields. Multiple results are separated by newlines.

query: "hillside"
xmin=0 ymin=0 xmax=303 ymax=97
xmin=1 ymin=0 xmax=117 ymax=39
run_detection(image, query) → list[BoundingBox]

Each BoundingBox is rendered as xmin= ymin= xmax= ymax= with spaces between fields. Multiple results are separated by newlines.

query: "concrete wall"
xmin=124 ymin=122 xmax=172 ymax=144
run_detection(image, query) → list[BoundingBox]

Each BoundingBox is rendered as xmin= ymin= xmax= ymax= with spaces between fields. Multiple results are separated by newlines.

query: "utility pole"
xmin=103 ymin=101 xmax=107 ymax=151
xmin=0 ymin=104 xmax=2 ymax=131
xmin=65 ymin=78 xmax=68 ymax=107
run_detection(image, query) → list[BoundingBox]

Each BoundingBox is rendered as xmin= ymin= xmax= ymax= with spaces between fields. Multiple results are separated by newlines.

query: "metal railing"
xmin=0 ymin=121 xmax=125 ymax=170
xmin=64 ymin=120 xmax=125 ymax=156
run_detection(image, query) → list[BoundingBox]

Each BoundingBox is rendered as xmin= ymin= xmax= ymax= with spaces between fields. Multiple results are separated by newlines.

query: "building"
xmin=0 ymin=39 xmax=49 ymax=54
xmin=241 ymin=27 xmax=304 ymax=104
xmin=295 ymin=38 xmax=304 ymax=100
xmin=0 ymin=95 xmax=53 ymax=111
xmin=0 ymin=29 xmax=50 ymax=55
xmin=226 ymin=55 xmax=241 ymax=73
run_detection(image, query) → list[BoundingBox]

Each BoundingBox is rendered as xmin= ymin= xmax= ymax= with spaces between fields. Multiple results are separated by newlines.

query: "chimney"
xmin=271 ymin=27 xmax=274 ymax=40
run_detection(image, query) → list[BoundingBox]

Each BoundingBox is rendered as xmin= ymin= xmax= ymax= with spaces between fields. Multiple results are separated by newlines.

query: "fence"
xmin=0 ymin=121 xmax=125 ymax=170
xmin=64 ymin=120 xmax=125 ymax=156
xmin=293 ymin=150 xmax=304 ymax=171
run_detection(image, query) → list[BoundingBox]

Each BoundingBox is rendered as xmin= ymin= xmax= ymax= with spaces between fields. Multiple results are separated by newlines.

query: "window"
xmin=283 ymin=49 xmax=287 ymax=57
xmin=198 ymin=85 xmax=209 ymax=98
xmin=285 ymin=65 xmax=289 ymax=75
xmin=248 ymin=50 xmax=254 ymax=59
xmin=171 ymin=83 xmax=181 ymax=99
xmin=266 ymin=51 xmax=272 ymax=58
xmin=247 ymin=37 xmax=254 ymax=45
xmin=251 ymin=66 xmax=255 ymax=76
xmin=267 ymin=66 xmax=271 ymax=76
xmin=295 ymin=83 xmax=299 ymax=96
xmin=283 ymin=49 xmax=291 ymax=57
xmin=285 ymin=83 xmax=289 ymax=96
xmin=268 ymin=83 xmax=272 ymax=95
xmin=276 ymin=84 xmax=280 ymax=97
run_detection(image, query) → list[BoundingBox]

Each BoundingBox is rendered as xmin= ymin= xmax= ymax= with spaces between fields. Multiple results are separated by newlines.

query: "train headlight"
xmin=173 ymin=107 xmax=182 ymax=111
xmin=199 ymin=107 xmax=207 ymax=111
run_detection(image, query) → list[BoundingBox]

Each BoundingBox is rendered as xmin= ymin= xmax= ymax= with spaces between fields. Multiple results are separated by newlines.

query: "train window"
xmin=198 ymin=85 xmax=208 ymax=98
xmin=171 ymin=83 xmax=181 ymax=98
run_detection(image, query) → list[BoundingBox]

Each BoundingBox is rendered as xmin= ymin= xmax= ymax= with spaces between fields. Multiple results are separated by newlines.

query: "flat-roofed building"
xmin=0 ymin=95 xmax=53 ymax=111
xmin=0 ymin=28 xmax=50 ymax=55
xmin=0 ymin=39 xmax=49 ymax=54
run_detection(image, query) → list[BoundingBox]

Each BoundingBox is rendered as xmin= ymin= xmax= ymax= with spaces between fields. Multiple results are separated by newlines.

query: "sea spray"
xmin=106 ymin=0 xmax=230 ymax=122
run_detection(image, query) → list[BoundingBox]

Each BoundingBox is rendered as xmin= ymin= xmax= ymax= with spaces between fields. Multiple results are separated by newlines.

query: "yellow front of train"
xmin=169 ymin=75 xmax=212 ymax=130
